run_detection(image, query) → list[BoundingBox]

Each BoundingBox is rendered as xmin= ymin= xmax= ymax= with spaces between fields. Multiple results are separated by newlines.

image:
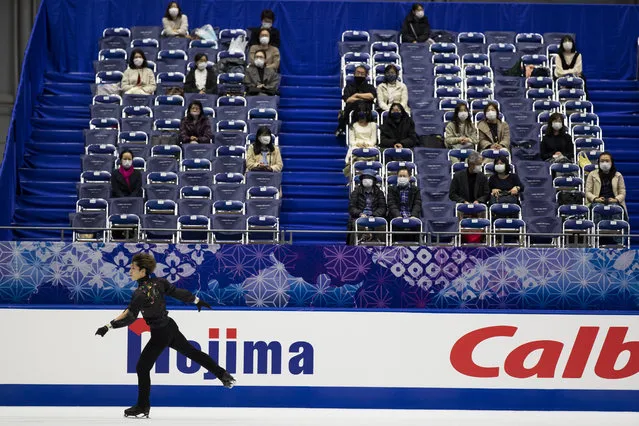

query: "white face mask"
xmin=197 ymin=62 xmax=207 ymax=71
xmin=563 ymin=41 xmax=573 ymax=51
xmin=415 ymin=10 xmax=424 ymax=18
xmin=599 ymin=161 xmax=612 ymax=172
xmin=552 ymin=121 xmax=563 ymax=131
xmin=485 ymin=110 xmax=497 ymax=120
xmin=494 ymin=164 xmax=506 ymax=174
xmin=397 ymin=177 xmax=410 ymax=186
xmin=169 ymin=7 xmax=179 ymax=17
xmin=362 ymin=178 xmax=373 ymax=188
xmin=262 ymin=21 xmax=272 ymax=29
xmin=254 ymin=58 xmax=265 ymax=68
xmin=457 ymin=111 xmax=469 ymax=121
xmin=259 ymin=135 xmax=271 ymax=145
xmin=121 ymin=159 xmax=133 ymax=169
xmin=133 ymin=57 xmax=144 ymax=67
xmin=260 ymin=36 xmax=270 ymax=45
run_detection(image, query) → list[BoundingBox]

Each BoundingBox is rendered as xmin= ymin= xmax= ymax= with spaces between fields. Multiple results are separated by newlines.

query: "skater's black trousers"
xmin=136 ymin=317 xmax=226 ymax=407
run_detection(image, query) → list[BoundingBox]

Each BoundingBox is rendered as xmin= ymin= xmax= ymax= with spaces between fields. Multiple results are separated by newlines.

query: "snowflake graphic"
xmin=287 ymin=278 xmax=316 ymax=307
xmin=216 ymin=245 xmax=278 ymax=280
xmin=323 ymin=246 xmax=372 ymax=284
xmin=175 ymin=244 xmax=220 ymax=265
xmin=242 ymin=266 xmax=290 ymax=307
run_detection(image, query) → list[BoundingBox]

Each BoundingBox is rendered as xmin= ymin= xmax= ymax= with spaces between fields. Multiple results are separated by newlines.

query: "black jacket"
xmin=401 ymin=13 xmax=431 ymax=43
xmin=540 ymin=132 xmax=574 ymax=161
xmin=387 ymin=185 xmax=422 ymax=219
xmin=184 ymin=68 xmax=217 ymax=94
xmin=111 ymin=276 xmax=196 ymax=330
xmin=380 ymin=110 xmax=419 ymax=149
xmin=450 ymin=169 xmax=490 ymax=204
xmin=111 ymin=168 xmax=143 ymax=198
xmin=348 ymin=185 xmax=387 ymax=219
xmin=248 ymin=26 xmax=281 ymax=48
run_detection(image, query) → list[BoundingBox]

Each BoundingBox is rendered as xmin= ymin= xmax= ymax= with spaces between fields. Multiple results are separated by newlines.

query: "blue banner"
xmin=1 ymin=242 xmax=637 ymax=310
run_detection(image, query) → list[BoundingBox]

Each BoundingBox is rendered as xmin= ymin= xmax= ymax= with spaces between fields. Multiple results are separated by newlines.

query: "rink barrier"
xmin=0 ymin=308 xmax=637 ymax=411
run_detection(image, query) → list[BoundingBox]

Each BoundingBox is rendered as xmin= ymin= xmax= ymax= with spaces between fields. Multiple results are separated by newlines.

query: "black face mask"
xmin=390 ymin=111 xmax=402 ymax=121
xmin=354 ymin=76 xmax=366 ymax=85
xmin=385 ymin=73 xmax=397 ymax=83
xmin=357 ymin=112 xmax=367 ymax=120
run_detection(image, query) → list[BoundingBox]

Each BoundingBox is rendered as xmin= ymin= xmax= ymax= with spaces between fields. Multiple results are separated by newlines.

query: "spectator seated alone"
xmin=246 ymin=126 xmax=283 ymax=172
xmin=248 ymin=9 xmax=281 ymax=48
xmin=541 ymin=112 xmax=574 ymax=163
xmin=445 ymin=103 xmax=478 ymax=155
xmin=162 ymin=1 xmax=189 ymax=37
xmin=387 ymin=166 xmax=422 ymax=242
xmin=586 ymin=152 xmax=626 ymax=222
xmin=244 ymin=49 xmax=281 ymax=96
xmin=449 ymin=151 xmax=490 ymax=205
xmin=377 ymin=64 xmax=410 ymax=113
xmin=344 ymin=106 xmax=378 ymax=179
xmin=179 ymin=101 xmax=213 ymax=144
xmin=336 ymin=65 xmax=376 ymax=136
xmin=347 ymin=169 xmax=387 ymax=245
xmin=121 ymin=49 xmax=156 ymax=95
xmin=555 ymin=35 xmax=583 ymax=79
xmin=184 ymin=53 xmax=217 ymax=94
xmin=488 ymin=156 xmax=523 ymax=206
xmin=380 ymin=102 xmax=418 ymax=150
xmin=111 ymin=149 xmax=143 ymax=198
xmin=401 ymin=3 xmax=433 ymax=44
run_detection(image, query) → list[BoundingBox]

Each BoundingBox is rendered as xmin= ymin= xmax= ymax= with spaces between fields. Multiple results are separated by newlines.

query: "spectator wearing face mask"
xmin=184 ymin=53 xmax=217 ymax=94
xmin=488 ymin=156 xmax=523 ymax=205
xmin=387 ymin=167 xmax=421 ymax=219
xmin=244 ymin=49 xmax=281 ymax=96
xmin=249 ymin=9 xmax=281 ymax=48
xmin=586 ymin=152 xmax=626 ymax=217
xmin=179 ymin=101 xmax=212 ymax=144
xmin=336 ymin=65 xmax=376 ymax=136
xmin=450 ymin=151 xmax=490 ymax=204
xmin=540 ymin=112 xmax=574 ymax=163
xmin=401 ymin=3 xmax=433 ymax=44
xmin=162 ymin=2 xmax=188 ymax=37
xmin=111 ymin=149 xmax=143 ymax=198
xmin=248 ymin=28 xmax=280 ymax=70
xmin=380 ymin=103 xmax=418 ymax=150
xmin=377 ymin=64 xmax=410 ymax=113
xmin=347 ymin=169 xmax=387 ymax=245
xmin=555 ymin=35 xmax=583 ymax=79
xmin=445 ymin=103 xmax=478 ymax=154
xmin=246 ymin=126 xmax=283 ymax=172
xmin=477 ymin=102 xmax=510 ymax=151
xmin=121 ymin=49 xmax=156 ymax=95
xmin=344 ymin=106 xmax=378 ymax=179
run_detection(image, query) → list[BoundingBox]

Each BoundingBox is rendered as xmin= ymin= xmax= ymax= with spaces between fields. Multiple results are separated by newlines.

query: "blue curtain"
xmin=41 ymin=0 xmax=639 ymax=79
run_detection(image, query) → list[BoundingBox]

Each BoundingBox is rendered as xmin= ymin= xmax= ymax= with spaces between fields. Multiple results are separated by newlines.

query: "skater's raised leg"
xmin=169 ymin=321 xmax=236 ymax=388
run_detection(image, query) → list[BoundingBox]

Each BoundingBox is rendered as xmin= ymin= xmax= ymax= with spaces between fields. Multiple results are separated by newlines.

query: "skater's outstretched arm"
xmin=95 ymin=294 xmax=143 ymax=336
xmin=160 ymin=278 xmax=212 ymax=311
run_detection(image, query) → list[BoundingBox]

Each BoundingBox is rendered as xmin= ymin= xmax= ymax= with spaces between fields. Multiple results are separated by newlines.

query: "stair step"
xmin=281 ymin=146 xmax=346 ymax=159
xmin=19 ymin=181 xmax=78 ymax=197
xmin=279 ymin=132 xmax=344 ymax=146
xmin=281 ymin=121 xmax=336 ymax=134
xmin=25 ymin=142 xmax=84 ymax=156
xmin=43 ymin=82 xmax=92 ymax=96
xmin=278 ymin=109 xmax=338 ymax=122
xmin=19 ymin=168 xmax=79 ymax=182
xmin=280 ymin=212 xmax=349 ymax=227
xmin=12 ymin=228 xmax=73 ymax=241
xmin=284 ymin=158 xmax=345 ymax=172
xmin=282 ymin=197 xmax=349 ymax=212
xmin=32 ymin=117 xmax=87 ymax=131
xmin=282 ymin=171 xmax=346 ymax=185
xmin=598 ymin=114 xmax=639 ymax=126
xmin=32 ymin=129 xmax=84 ymax=142
xmin=279 ymin=86 xmax=341 ymax=99
xmin=588 ymin=79 xmax=639 ymax=90
xmin=17 ymin=196 xmax=77 ymax=209
xmin=282 ymin=184 xmax=349 ymax=199
xmin=279 ymin=97 xmax=341 ymax=109
xmin=281 ymin=75 xmax=339 ymax=87
xmin=45 ymin=72 xmax=94 ymax=83
xmin=35 ymin=105 xmax=90 ymax=120
xmin=588 ymin=91 xmax=639 ymax=103
xmin=38 ymin=95 xmax=93 ymax=107
xmin=14 ymin=208 xmax=73 ymax=224
xmin=23 ymin=154 xmax=82 ymax=170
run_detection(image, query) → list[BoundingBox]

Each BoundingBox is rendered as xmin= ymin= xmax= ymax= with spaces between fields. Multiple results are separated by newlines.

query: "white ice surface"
xmin=0 ymin=407 xmax=638 ymax=426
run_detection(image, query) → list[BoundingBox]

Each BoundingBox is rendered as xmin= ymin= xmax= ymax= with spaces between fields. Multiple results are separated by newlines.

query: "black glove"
xmin=95 ymin=325 xmax=109 ymax=337
xmin=196 ymin=299 xmax=211 ymax=312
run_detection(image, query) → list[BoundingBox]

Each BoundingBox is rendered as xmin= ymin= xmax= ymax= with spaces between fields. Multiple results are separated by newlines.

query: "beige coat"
xmin=477 ymin=119 xmax=510 ymax=151
xmin=162 ymin=15 xmax=189 ymax=36
xmin=377 ymin=82 xmax=410 ymax=113
xmin=554 ymin=52 xmax=583 ymax=78
xmin=249 ymin=44 xmax=281 ymax=70
xmin=444 ymin=121 xmax=478 ymax=149
xmin=246 ymin=145 xmax=283 ymax=172
xmin=346 ymin=122 xmax=378 ymax=163
xmin=121 ymin=67 xmax=157 ymax=95
xmin=585 ymin=171 xmax=626 ymax=210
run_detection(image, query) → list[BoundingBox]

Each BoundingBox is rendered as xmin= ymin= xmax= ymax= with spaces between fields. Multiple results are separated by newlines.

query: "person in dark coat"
xmin=184 ymin=53 xmax=217 ymax=94
xmin=336 ymin=65 xmax=376 ymax=136
xmin=179 ymin=100 xmax=213 ymax=144
xmin=540 ymin=112 xmax=574 ymax=162
xmin=488 ymin=156 xmax=524 ymax=206
xmin=347 ymin=169 xmax=387 ymax=245
xmin=387 ymin=166 xmax=422 ymax=243
xmin=248 ymin=9 xmax=281 ymax=48
xmin=111 ymin=149 xmax=143 ymax=198
xmin=449 ymin=151 xmax=490 ymax=204
xmin=400 ymin=3 xmax=432 ymax=43
xmin=379 ymin=102 xmax=419 ymax=149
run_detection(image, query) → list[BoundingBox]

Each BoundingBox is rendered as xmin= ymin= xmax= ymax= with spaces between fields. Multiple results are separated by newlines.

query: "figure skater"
xmin=95 ymin=252 xmax=235 ymax=418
